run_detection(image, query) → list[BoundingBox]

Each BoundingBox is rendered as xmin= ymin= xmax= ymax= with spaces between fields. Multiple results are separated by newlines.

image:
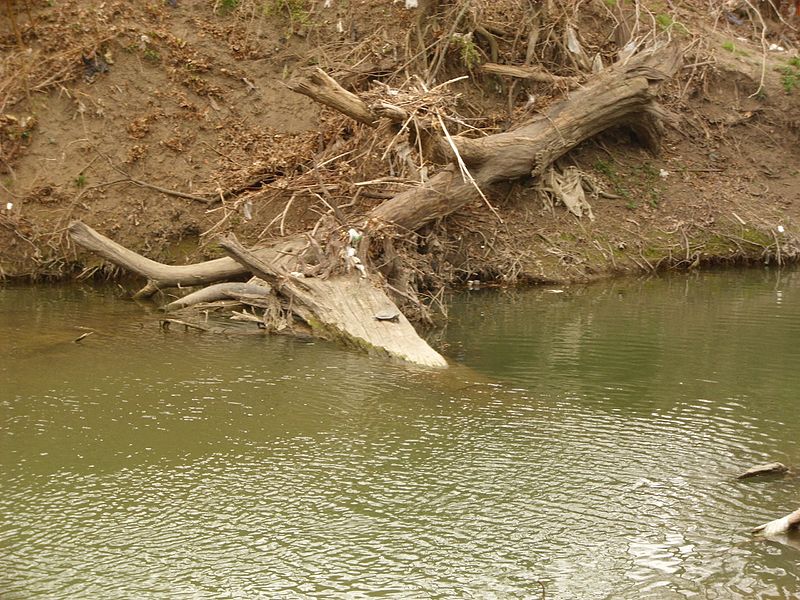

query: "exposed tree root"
xmin=69 ymin=43 xmax=682 ymax=366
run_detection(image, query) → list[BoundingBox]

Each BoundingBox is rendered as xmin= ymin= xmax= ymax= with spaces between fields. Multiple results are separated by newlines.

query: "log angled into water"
xmin=219 ymin=235 xmax=448 ymax=368
xmin=752 ymin=508 xmax=800 ymax=536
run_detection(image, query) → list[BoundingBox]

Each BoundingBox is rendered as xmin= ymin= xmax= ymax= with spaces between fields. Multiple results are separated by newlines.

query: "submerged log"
xmin=752 ymin=508 xmax=800 ymax=535
xmin=737 ymin=462 xmax=790 ymax=479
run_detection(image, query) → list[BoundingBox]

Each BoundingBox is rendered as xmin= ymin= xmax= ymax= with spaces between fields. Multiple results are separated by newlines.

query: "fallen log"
xmin=69 ymin=44 xmax=681 ymax=367
xmin=480 ymin=62 xmax=581 ymax=87
xmin=368 ymin=43 xmax=682 ymax=231
xmin=68 ymin=221 xmax=305 ymax=298
xmin=164 ymin=281 xmax=272 ymax=311
xmin=218 ymin=235 xmax=447 ymax=367
xmin=752 ymin=508 xmax=800 ymax=535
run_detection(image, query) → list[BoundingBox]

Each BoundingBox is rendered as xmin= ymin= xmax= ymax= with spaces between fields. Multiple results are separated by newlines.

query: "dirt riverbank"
xmin=1 ymin=1 xmax=799 ymax=296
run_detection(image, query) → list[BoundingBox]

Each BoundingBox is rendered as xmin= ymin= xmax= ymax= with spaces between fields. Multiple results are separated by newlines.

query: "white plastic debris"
xmin=289 ymin=271 xmax=306 ymax=279
xmin=323 ymin=0 xmax=332 ymax=7
xmin=5 ymin=202 xmax=12 ymax=211
xmin=347 ymin=228 xmax=363 ymax=243
xmin=405 ymin=0 xmax=418 ymax=8
xmin=524 ymin=94 xmax=537 ymax=110
xmin=336 ymin=19 xmax=344 ymax=33
xmin=777 ymin=225 xmax=785 ymax=233
xmin=346 ymin=246 xmax=357 ymax=257
xmin=659 ymin=169 xmax=670 ymax=179
xmin=768 ymin=43 xmax=785 ymax=52
xmin=242 ymin=199 xmax=253 ymax=221
xmin=618 ymin=40 xmax=638 ymax=63
xmin=565 ymin=26 xmax=582 ymax=55
xmin=591 ymin=53 xmax=603 ymax=74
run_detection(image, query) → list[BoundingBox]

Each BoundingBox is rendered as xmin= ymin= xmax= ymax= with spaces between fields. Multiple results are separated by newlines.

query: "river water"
xmin=1 ymin=270 xmax=799 ymax=599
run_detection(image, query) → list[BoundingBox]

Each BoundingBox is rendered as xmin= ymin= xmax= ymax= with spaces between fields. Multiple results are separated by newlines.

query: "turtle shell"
xmin=374 ymin=310 xmax=400 ymax=322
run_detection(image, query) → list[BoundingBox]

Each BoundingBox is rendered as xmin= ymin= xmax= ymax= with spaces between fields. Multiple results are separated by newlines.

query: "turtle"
xmin=374 ymin=309 xmax=401 ymax=323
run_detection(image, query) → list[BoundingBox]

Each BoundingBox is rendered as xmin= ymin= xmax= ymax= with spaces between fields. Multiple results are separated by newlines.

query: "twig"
xmin=160 ymin=318 xmax=210 ymax=332
xmin=435 ymin=112 xmax=503 ymax=223
xmin=100 ymin=153 xmax=214 ymax=205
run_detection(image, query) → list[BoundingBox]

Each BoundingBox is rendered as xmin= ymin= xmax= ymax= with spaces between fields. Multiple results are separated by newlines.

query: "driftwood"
xmin=69 ymin=221 xmax=306 ymax=298
xmin=219 ymin=235 xmax=447 ymax=367
xmin=70 ymin=44 xmax=681 ymax=366
xmin=164 ymin=282 xmax=272 ymax=311
xmin=737 ymin=462 xmax=790 ymax=479
xmin=753 ymin=508 xmax=800 ymax=535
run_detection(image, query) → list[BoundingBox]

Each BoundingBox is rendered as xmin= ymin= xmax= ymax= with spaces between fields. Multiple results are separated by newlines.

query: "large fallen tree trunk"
xmin=70 ymin=43 xmax=681 ymax=367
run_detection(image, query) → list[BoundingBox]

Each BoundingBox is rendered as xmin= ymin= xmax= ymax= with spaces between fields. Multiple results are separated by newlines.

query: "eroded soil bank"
xmin=1 ymin=1 xmax=799 ymax=297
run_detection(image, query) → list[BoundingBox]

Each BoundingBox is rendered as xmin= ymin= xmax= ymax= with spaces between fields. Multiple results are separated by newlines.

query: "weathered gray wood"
xmin=68 ymin=221 xmax=306 ymax=297
xmin=164 ymin=282 xmax=272 ymax=311
xmin=737 ymin=462 xmax=789 ymax=479
xmin=70 ymin=45 xmax=681 ymax=367
xmin=69 ymin=221 xmax=244 ymax=292
xmin=753 ymin=508 xmax=800 ymax=535
xmin=286 ymin=68 xmax=376 ymax=126
xmin=219 ymin=235 xmax=447 ymax=367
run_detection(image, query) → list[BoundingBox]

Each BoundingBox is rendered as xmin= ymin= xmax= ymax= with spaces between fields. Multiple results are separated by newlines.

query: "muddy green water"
xmin=1 ymin=270 xmax=799 ymax=599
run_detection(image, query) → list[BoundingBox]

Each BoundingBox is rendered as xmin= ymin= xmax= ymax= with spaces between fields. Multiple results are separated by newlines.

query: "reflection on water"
xmin=1 ymin=270 xmax=799 ymax=598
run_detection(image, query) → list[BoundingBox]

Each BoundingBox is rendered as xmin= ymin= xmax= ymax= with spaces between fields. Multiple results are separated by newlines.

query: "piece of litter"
xmin=289 ymin=271 xmax=305 ymax=279
xmin=405 ymin=0 xmax=418 ymax=8
xmin=659 ymin=169 xmax=670 ymax=179
xmin=336 ymin=19 xmax=344 ymax=33
xmin=347 ymin=228 xmax=362 ymax=243
xmin=5 ymin=202 xmax=12 ymax=211
xmin=777 ymin=225 xmax=785 ymax=233
xmin=242 ymin=200 xmax=252 ymax=221
xmin=546 ymin=289 xmax=565 ymax=294
xmin=323 ymin=0 xmax=332 ymax=6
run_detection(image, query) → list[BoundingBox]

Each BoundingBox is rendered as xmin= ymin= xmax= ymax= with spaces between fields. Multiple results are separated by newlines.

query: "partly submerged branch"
xmin=753 ymin=508 xmax=800 ymax=536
